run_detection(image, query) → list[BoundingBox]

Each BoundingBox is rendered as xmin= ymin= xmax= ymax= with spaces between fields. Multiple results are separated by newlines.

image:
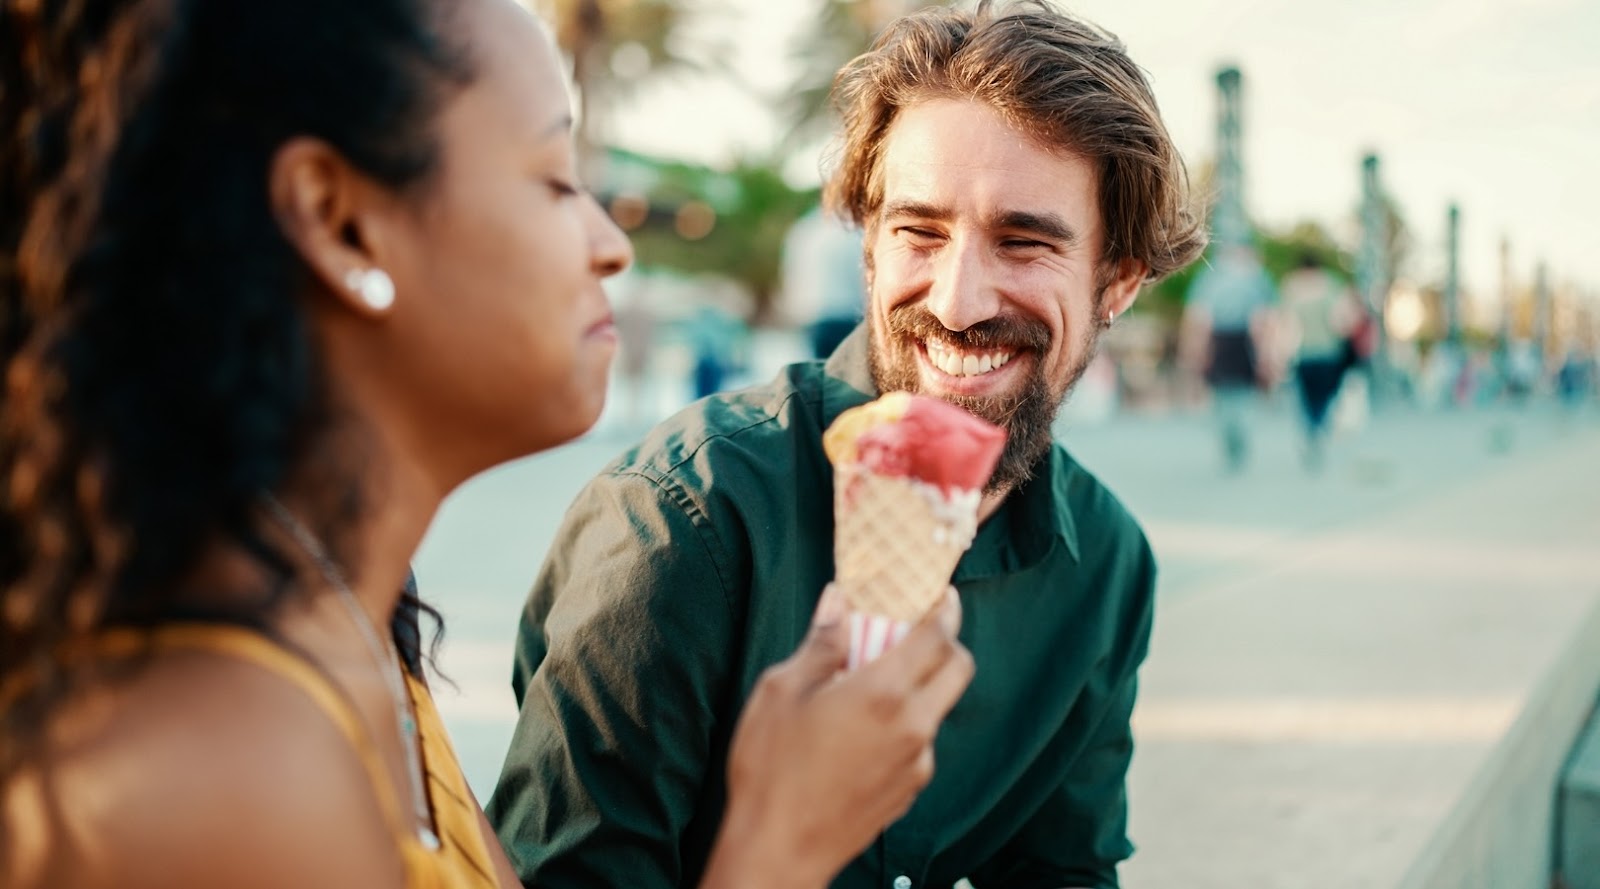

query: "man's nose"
xmin=924 ymin=239 xmax=1001 ymax=333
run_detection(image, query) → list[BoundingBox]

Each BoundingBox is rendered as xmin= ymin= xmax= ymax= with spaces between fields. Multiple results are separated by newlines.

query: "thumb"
xmin=786 ymin=617 xmax=850 ymax=688
xmin=812 ymin=582 xmax=847 ymax=629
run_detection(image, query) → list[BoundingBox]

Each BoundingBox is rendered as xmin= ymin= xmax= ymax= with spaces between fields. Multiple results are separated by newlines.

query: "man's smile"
xmin=922 ymin=339 xmax=1016 ymax=377
xmin=913 ymin=337 xmax=1036 ymax=398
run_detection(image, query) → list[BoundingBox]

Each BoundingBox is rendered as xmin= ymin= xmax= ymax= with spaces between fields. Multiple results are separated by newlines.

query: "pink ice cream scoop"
xmin=853 ymin=396 xmax=1006 ymax=494
xmin=825 ymin=391 xmax=1006 ymax=494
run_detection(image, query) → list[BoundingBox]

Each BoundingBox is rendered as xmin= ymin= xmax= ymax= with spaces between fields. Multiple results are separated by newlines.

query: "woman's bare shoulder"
xmin=5 ymin=648 xmax=405 ymax=889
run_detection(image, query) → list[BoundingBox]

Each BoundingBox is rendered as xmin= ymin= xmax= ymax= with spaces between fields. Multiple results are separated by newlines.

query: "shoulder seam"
xmin=662 ymin=388 xmax=813 ymax=478
xmin=610 ymin=467 xmax=737 ymax=616
xmin=607 ymin=386 xmax=816 ymax=617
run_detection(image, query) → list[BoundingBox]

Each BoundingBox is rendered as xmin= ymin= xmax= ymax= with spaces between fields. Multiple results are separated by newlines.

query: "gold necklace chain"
xmin=263 ymin=495 xmax=440 ymax=851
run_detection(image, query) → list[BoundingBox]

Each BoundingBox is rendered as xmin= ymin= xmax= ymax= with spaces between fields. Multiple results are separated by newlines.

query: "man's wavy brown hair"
xmin=824 ymin=0 xmax=1207 ymax=282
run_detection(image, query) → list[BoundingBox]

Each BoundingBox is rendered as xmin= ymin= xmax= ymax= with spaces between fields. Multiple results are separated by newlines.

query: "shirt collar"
xmin=821 ymin=323 xmax=878 ymax=426
xmin=819 ymin=323 xmax=1081 ymax=574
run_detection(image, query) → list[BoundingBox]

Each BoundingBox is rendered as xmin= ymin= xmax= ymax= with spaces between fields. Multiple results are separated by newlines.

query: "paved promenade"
xmin=413 ymin=376 xmax=1600 ymax=885
xmin=1120 ymin=411 xmax=1600 ymax=888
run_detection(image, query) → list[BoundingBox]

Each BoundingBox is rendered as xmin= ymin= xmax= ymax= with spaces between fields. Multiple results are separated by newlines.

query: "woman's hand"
xmin=701 ymin=585 xmax=973 ymax=889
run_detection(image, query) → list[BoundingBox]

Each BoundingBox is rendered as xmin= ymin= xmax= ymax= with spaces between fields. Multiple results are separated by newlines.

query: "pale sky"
xmin=600 ymin=0 xmax=1599 ymax=312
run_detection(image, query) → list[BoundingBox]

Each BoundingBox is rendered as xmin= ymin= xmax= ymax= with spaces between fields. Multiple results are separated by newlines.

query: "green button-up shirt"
xmin=487 ymin=327 xmax=1156 ymax=889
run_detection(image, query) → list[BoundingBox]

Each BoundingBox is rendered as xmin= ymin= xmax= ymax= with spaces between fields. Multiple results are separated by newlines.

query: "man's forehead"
xmin=876 ymin=98 xmax=1099 ymax=223
xmin=879 ymin=98 xmax=1086 ymax=161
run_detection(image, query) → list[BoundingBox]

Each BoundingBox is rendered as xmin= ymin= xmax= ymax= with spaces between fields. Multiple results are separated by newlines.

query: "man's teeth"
xmin=924 ymin=341 xmax=1015 ymax=377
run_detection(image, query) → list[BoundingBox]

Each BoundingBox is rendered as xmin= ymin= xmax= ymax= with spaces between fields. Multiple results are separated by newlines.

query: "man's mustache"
xmin=884 ymin=305 xmax=1051 ymax=353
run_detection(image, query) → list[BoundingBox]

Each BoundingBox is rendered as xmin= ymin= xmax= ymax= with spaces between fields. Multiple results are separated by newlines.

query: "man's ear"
xmin=267 ymin=137 xmax=394 ymax=319
xmin=1102 ymin=257 xmax=1149 ymax=320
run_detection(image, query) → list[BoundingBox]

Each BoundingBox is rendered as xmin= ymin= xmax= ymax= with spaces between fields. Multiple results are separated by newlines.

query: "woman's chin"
xmin=538 ymin=392 xmax=607 ymax=453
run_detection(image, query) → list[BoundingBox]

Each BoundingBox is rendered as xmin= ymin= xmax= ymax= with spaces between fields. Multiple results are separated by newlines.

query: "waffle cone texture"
xmin=832 ymin=465 xmax=981 ymax=622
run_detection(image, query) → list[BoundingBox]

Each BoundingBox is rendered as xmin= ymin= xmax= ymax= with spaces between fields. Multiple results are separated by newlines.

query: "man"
xmin=781 ymin=203 xmax=867 ymax=359
xmin=487 ymin=2 xmax=1206 ymax=886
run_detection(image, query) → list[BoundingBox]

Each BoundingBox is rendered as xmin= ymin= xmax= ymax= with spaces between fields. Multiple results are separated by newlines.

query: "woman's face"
xmin=369 ymin=0 xmax=631 ymax=480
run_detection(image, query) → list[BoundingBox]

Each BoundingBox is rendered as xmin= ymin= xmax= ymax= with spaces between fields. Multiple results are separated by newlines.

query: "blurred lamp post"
xmin=1443 ymin=203 xmax=1461 ymax=346
xmin=1357 ymin=153 xmax=1394 ymax=405
xmin=1498 ymin=236 xmax=1513 ymax=349
xmin=1211 ymin=66 xmax=1250 ymax=250
xmin=1534 ymin=261 xmax=1551 ymax=363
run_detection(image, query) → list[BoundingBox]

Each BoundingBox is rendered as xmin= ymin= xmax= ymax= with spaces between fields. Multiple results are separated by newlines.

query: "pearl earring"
xmin=345 ymin=268 xmax=395 ymax=312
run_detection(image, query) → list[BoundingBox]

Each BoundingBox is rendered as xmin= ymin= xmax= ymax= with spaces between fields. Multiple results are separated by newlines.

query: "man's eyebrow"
xmin=880 ymin=199 xmax=951 ymax=221
xmin=881 ymin=201 xmax=1080 ymax=246
xmin=990 ymin=209 xmax=1080 ymax=245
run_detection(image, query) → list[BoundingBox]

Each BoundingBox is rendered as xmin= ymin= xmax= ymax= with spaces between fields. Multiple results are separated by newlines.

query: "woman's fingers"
xmin=868 ymin=600 xmax=967 ymax=692
xmin=930 ymin=585 xmax=962 ymax=637
xmin=769 ymin=617 xmax=850 ymax=696
xmin=811 ymin=582 xmax=847 ymax=629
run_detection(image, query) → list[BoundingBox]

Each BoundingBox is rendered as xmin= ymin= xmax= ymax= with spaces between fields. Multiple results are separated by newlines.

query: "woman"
xmin=1280 ymin=252 xmax=1360 ymax=471
xmin=0 ymin=1 xmax=973 ymax=887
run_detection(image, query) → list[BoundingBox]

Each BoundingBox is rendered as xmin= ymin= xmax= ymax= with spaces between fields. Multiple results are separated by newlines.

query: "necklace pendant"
xmin=419 ymin=827 xmax=441 ymax=851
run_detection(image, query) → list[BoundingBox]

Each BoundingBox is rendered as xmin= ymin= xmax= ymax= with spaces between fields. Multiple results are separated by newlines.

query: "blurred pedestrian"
xmin=780 ymin=204 xmax=867 ymax=358
xmin=1499 ymin=339 xmax=1542 ymax=405
xmin=1184 ymin=243 xmax=1276 ymax=472
xmin=687 ymin=303 xmax=747 ymax=399
xmin=1557 ymin=345 xmax=1596 ymax=410
xmin=612 ymin=272 xmax=661 ymax=431
xmin=1281 ymin=252 xmax=1360 ymax=470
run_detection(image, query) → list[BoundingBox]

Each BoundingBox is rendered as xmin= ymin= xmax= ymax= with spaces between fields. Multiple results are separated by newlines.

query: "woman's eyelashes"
xmin=546 ymin=177 xmax=581 ymax=198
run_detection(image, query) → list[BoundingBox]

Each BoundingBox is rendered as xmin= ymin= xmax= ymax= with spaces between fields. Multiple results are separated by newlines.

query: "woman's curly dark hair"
xmin=0 ymin=0 xmax=473 ymax=779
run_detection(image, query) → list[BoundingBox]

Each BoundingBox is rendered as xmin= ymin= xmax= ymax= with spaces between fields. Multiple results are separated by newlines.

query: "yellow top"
xmin=125 ymin=624 xmax=502 ymax=889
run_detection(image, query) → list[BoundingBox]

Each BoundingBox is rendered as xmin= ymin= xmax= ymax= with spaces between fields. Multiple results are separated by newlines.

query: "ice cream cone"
xmin=822 ymin=392 xmax=1005 ymax=668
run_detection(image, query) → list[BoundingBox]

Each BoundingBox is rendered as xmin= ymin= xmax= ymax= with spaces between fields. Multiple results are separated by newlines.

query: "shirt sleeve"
xmin=485 ymin=468 xmax=741 ymax=889
xmin=966 ymin=539 xmax=1157 ymax=889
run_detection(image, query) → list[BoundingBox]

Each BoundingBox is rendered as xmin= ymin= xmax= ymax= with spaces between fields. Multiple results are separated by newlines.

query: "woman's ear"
xmin=267 ymin=137 xmax=395 ymax=318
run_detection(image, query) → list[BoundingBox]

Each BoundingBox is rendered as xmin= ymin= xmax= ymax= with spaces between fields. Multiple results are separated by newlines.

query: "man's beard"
xmin=868 ymin=303 xmax=1103 ymax=493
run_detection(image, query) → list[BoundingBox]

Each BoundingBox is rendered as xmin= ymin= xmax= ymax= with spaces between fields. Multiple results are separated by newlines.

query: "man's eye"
xmin=899 ymin=227 xmax=943 ymax=244
xmin=1002 ymin=238 xmax=1048 ymax=250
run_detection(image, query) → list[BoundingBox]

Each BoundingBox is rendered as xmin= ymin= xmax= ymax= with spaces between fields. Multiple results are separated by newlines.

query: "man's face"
xmin=865 ymin=98 xmax=1144 ymax=491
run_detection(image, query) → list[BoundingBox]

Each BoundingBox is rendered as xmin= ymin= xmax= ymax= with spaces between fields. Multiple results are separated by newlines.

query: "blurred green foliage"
xmin=599 ymin=149 xmax=820 ymax=318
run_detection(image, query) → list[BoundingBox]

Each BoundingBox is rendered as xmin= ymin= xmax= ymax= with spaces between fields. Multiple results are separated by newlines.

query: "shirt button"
xmin=893 ymin=877 xmax=912 ymax=889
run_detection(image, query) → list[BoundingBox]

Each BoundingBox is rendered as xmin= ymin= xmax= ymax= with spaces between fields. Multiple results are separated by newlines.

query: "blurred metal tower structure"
xmin=1499 ymin=236 xmax=1513 ymax=346
xmin=1534 ymin=261 xmax=1551 ymax=359
xmin=1211 ymin=67 xmax=1250 ymax=249
xmin=1356 ymin=153 xmax=1393 ymax=403
xmin=1444 ymin=203 xmax=1461 ymax=345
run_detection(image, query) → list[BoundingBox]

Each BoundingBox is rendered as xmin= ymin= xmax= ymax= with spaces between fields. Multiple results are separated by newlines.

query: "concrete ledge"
xmin=1558 ymin=700 xmax=1600 ymax=889
xmin=1397 ymin=600 xmax=1600 ymax=889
